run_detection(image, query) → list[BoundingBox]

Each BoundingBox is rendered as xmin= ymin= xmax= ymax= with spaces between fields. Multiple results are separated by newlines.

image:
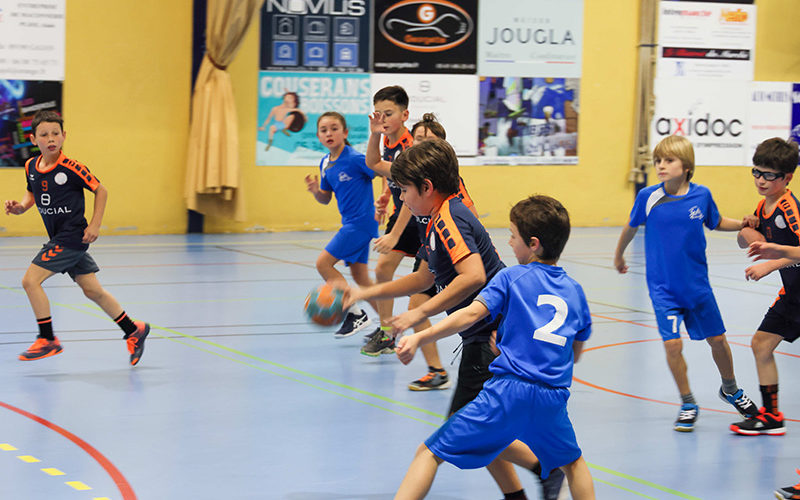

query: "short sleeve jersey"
xmin=383 ymin=129 xmax=413 ymax=216
xmin=476 ymin=262 xmax=592 ymax=387
xmin=628 ymin=182 xmax=721 ymax=307
xmin=319 ymin=145 xmax=378 ymax=236
xmin=25 ymin=152 xmax=100 ymax=251
xmin=414 ymin=177 xmax=475 ymax=242
xmin=754 ymin=189 xmax=800 ymax=302
xmin=420 ymin=195 xmax=505 ymax=343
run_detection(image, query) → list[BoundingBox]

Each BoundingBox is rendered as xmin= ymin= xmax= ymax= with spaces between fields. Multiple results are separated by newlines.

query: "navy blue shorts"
xmin=758 ymin=294 xmax=800 ymax=342
xmin=652 ymin=294 xmax=725 ymax=341
xmin=385 ymin=211 xmax=421 ymax=257
xmin=324 ymin=224 xmax=373 ymax=265
xmin=32 ymin=242 xmax=99 ymax=281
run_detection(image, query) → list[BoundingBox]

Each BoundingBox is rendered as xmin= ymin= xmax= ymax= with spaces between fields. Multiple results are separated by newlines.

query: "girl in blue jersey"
xmin=614 ymin=135 xmax=760 ymax=431
xmin=304 ymin=111 xmax=378 ymax=337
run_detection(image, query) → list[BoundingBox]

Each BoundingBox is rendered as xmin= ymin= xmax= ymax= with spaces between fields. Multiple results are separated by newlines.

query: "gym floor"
xmin=0 ymin=227 xmax=796 ymax=499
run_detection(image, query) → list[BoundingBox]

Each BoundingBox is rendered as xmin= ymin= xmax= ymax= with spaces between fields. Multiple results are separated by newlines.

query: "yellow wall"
xmin=2 ymin=1 xmax=799 ymax=237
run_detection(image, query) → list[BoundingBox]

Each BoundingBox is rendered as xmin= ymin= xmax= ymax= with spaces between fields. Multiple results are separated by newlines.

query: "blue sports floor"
xmin=0 ymin=227 xmax=797 ymax=499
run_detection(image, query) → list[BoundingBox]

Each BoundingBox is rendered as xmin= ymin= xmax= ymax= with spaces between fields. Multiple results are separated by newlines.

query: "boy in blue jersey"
xmin=347 ymin=139 xmax=565 ymax=500
xmin=392 ymin=194 xmax=595 ymax=500
xmin=4 ymin=110 xmax=150 ymax=365
xmin=614 ymin=135 xmax=760 ymax=431
xmin=730 ymin=137 xmax=800 ymax=436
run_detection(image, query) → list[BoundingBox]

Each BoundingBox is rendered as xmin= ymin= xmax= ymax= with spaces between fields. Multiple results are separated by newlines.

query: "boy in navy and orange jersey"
xmin=4 ymin=110 xmax=150 ymax=365
xmin=347 ymin=139 xmax=565 ymax=500
xmin=731 ymin=137 xmax=800 ymax=436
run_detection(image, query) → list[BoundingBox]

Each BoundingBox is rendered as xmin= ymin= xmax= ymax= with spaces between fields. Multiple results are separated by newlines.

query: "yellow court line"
xmin=0 ymin=443 xmax=17 ymax=451
xmin=41 ymin=467 xmax=65 ymax=476
xmin=65 ymin=480 xmax=92 ymax=490
xmin=17 ymin=455 xmax=40 ymax=463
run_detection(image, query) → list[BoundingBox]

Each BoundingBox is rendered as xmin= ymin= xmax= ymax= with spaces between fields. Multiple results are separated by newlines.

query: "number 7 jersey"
xmin=25 ymin=152 xmax=100 ymax=251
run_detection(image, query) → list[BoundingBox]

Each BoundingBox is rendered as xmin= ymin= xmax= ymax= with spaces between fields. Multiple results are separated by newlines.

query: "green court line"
xmin=592 ymin=477 xmax=658 ymax=499
xmin=588 ymin=463 xmax=702 ymax=500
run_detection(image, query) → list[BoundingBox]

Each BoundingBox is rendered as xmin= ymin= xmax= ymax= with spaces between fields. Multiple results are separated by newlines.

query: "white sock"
xmin=348 ymin=305 xmax=362 ymax=316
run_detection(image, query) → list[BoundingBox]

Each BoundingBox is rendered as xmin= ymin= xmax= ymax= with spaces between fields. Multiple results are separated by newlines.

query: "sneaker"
xmin=730 ymin=407 xmax=786 ymax=436
xmin=539 ymin=466 xmax=569 ymax=500
xmin=19 ymin=337 xmax=63 ymax=361
xmin=363 ymin=326 xmax=381 ymax=343
xmin=334 ymin=310 xmax=371 ymax=339
xmin=775 ymin=469 xmax=800 ymax=499
xmin=674 ymin=403 xmax=699 ymax=432
xmin=719 ymin=387 xmax=760 ymax=418
xmin=360 ymin=333 xmax=395 ymax=357
xmin=127 ymin=321 xmax=150 ymax=366
xmin=408 ymin=370 xmax=451 ymax=391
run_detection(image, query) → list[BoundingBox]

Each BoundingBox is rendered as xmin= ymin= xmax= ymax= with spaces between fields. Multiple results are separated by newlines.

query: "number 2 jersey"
xmin=25 ymin=152 xmax=100 ymax=251
xmin=754 ymin=189 xmax=800 ymax=303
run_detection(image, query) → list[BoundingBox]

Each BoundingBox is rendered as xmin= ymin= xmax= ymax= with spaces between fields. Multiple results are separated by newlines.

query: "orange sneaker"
xmin=126 ymin=321 xmax=150 ymax=366
xmin=19 ymin=337 xmax=63 ymax=361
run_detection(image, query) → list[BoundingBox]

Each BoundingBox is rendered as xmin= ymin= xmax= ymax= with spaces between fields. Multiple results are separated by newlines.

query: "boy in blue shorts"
xmin=614 ymin=135 xmax=760 ymax=431
xmin=392 ymin=194 xmax=595 ymax=500
xmin=4 ymin=110 xmax=150 ymax=365
xmin=348 ymin=139 xmax=565 ymax=500
xmin=730 ymin=137 xmax=800 ymax=436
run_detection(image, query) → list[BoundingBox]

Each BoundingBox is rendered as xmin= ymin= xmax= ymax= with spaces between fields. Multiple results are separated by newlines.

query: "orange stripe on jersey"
xmin=431 ymin=195 xmax=472 ymax=265
xmin=383 ymin=128 xmax=413 ymax=151
xmin=456 ymin=178 xmax=474 ymax=209
xmin=755 ymin=198 xmax=765 ymax=217
xmin=776 ymin=190 xmax=800 ymax=239
xmin=59 ymin=157 xmax=100 ymax=192
xmin=24 ymin=157 xmax=34 ymax=177
xmin=35 ymin=151 xmax=66 ymax=174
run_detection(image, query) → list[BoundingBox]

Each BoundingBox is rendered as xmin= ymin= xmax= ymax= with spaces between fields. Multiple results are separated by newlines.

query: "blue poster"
xmin=256 ymin=72 xmax=371 ymax=166
xmin=791 ymin=83 xmax=800 ymax=151
xmin=0 ymin=80 xmax=62 ymax=167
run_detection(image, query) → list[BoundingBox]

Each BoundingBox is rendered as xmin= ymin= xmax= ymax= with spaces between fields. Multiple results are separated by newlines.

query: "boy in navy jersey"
xmin=392 ymin=195 xmax=595 ymax=500
xmin=614 ymin=135 xmax=759 ymax=431
xmin=730 ymin=137 xmax=800 ymax=436
xmin=4 ymin=110 xmax=150 ymax=365
xmin=348 ymin=139 xmax=563 ymax=500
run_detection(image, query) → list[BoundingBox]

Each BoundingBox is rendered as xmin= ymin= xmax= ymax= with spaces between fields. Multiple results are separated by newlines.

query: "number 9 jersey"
xmin=25 ymin=152 xmax=100 ymax=251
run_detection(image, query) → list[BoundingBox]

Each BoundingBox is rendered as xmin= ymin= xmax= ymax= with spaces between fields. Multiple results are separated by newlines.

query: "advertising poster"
xmin=370 ymin=74 xmax=478 ymax=156
xmin=792 ymin=83 xmax=800 ymax=149
xmin=373 ymin=0 xmax=477 ymax=74
xmin=256 ymin=72 xmax=371 ymax=166
xmin=0 ymin=80 xmax=62 ymax=167
xmin=746 ymin=82 xmax=792 ymax=163
xmin=656 ymin=1 xmax=756 ymax=80
xmin=651 ymin=78 xmax=748 ymax=166
xmin=477 ymin=76 xmax=579 ymax=165
xmin=0 ymin=0 xmax=65 ymax=81
xmin=477 ymin=0 xmax=583 ymax=78
xmin=259 ymin=0 xmax=370 ymax=72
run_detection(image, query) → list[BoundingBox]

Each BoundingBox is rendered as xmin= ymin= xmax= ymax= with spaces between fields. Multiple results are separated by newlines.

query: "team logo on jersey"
xmin=775 ymin=214 xmax=787 ymax=229
xmin=688 ymin=206 xmax=704 ymax=220
xmin=29 ymin=173 xmax=35 ymax=181
xmin=429 ymin=230 xmax=436 ymax=251
xmin=338 ymin=172 xmax=352 ymax=182
xmin=54 ymin=172 xmax=68 ymax=185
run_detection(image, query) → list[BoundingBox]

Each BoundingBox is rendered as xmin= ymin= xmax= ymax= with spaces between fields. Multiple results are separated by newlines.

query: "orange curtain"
xmin=185 ymin=0 xmax=264 ymax=221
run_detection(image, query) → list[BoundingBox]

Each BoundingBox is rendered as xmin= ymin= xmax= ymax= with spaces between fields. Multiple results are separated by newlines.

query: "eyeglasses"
xmin=752 ymin=168 xmax=786 ymax=181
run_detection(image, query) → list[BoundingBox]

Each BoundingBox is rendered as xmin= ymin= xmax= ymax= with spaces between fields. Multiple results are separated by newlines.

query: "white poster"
xmin=651 ymin=78 xmax=748 ymax=166
xmin=0 ymin=0 xmax=65 ymax=81
xmin=746 ymin=82 xmax=792 ymax=163
xmin=370 ymin=74 xmax=479 ymax=157
xmin=657 ymin=1 xmax=755 ymax=80
xmin=477 ymin=0 xmax=583 ymax=78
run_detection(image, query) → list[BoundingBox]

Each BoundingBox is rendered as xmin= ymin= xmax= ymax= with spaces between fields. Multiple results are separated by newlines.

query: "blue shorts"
xmin=653 ymin=295 xmax=725 ymax=341
xmin=325 ymin=224 xmax=373 ymax=265
xmin=425 ymin=375 xmax=582 ymax=479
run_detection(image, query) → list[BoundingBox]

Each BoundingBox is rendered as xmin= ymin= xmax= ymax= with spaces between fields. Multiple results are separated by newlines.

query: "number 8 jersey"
xmin=25 ymin=152 xmax=100 ymax=251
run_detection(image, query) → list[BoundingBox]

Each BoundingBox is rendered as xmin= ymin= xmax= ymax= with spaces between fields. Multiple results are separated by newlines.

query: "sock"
xmin=348 ymin=305 xmax=362 ymax=316
xmin=504 ymin=489 xmax=527 ymax=500
xmin=761 ymin=384 xmax=779 ymax=414
xmin=721 ymin=378 xmax=738 ymax=396
xmin=429 ymin=365 xmax=446 ymax=373
xmin=36 ymin=317 xmax=54 ymax=341
xmin=114 ymin=311 xmax=138 ymax=338
xmin=680 ymin=393 xmax=697 ymax=405
xmin=380 ymin=325 xmax=392 ymax=339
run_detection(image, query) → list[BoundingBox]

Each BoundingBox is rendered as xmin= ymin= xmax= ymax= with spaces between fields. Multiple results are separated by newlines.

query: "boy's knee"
xmin=663 ymin=338 xmax=683 ymax=356
xmin=751 ymin=334 xmax=774 ymax=358
xmin=705 ymin=334 xmax=726 ymax=348
xmin=374 ymin=263 xmax=394 ymax=282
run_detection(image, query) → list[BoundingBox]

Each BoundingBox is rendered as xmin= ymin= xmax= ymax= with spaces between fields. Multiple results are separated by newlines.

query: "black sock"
xmin=504 ymin=489 xmax=527 ymax=500
xmin=760 ymin=384 xmax=779 ymax=414
xmin=114 ymin=311 xmax=137 ymax=338
xmin=37 ymin=317 xmax=54 ymax=341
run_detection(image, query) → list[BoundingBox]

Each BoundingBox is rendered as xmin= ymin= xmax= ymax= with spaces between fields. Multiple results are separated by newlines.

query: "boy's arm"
xmin=396 ymin=300 xmax=490 ymax=365
xmin=373 ymin=203 xmax=412 ymax=254
xmin=4 ymin=191 xmax=35 ymax=215
xmin=346 ymin=265 xmax=435 ymax=306
xmin=573 ymin=340 xmax=586 ymax=363
xmin=304 ymin=174 xmax=332 ymax=204
xmin=749 ymin=241 xmax=800 ymax=261
xmin=613 ymin=224 xmax=638 ymax=273
xmin=716 ymin=216 xmax=746 ymax=232
xmin=83 ymin=184 xmax=107 ymax=243
xmin=365 ymin=113 xmax=392 ymax=176
xmin=745 ymin=258 xmax=797 ymax=281
xmin=390 ymin=253 xmax=486 ymax=334
xmin=737 ymin=226 xmax=765 ymax=248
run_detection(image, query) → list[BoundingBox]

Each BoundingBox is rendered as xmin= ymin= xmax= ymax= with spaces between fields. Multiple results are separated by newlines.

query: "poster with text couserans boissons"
xmin=256 ymin=72 xmax=371 ymax=166
xmin=477 ymin=77 xmax=579 ymax=166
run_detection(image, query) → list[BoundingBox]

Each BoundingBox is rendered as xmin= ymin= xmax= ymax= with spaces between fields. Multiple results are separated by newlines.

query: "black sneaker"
xmin=408 ymin=370 xmax=451 ymax=391
xmin=363 ymin=326 xmax=381 ymax=343
xmin=719 ymin=387 xmax=760 ymax=418
xmin=775 ymin=470 xmax=800 ymax=499
xmin=360 ymin=333 xmax=395 ymax=356
xmin=334 ymin=310 xmax=371 ymax=339
xmin=674 ymin=403 xmax=698 ymax=432
xmin=730 ymin=407 xmax=786 ymax=436
xmin=539 ymin=466 xmax=568 ymax=500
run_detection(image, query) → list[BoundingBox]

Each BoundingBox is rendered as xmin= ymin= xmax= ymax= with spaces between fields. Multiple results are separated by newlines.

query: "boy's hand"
xmin=748 ymin=241 xmax=786 ymax=261
xmin=4 ymin=200 xmax=25 ymax=215
xmin=390 ymin=309 xmax=427 ymax=335
xmin=341 ymin=285 xmax=361 ymax=311
xmin=82 ymin=223 xmax=100 ymax=243
xmin=742 ymin=215 xmax=759 ymax=229
xmin=396 ymin=334 xmax=419 ymax=365
xmin=745 ymin=262 xmax=773 ymax=281
xmin=613 ymin=254 xmax=628 ymax=274
xmin=374 ymin=190 xmax=391 ymax=223
xmin=368 ymin=112 xmax=384 ymax=135
xmin=304 ymin=174 xmax=319 ymax=193
xmin=373 ymin=233 xmax=399 ymax=254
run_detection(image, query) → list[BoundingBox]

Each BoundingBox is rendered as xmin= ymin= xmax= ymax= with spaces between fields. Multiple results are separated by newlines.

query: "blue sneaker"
xmin=675 ymin=403 xmax=698 ymax=432
xmin=719 ymin=387 xmax=759 ymax=418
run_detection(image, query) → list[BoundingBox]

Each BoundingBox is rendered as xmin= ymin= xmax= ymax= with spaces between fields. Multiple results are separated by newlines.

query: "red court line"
xmin=0 ymin=400 xmax=136 ymax=500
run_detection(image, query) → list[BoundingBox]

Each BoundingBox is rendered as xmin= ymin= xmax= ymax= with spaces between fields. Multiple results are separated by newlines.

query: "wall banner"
xmin=256 ymin=72 xmax=371 ymax=166
xmin=746 ymin=82 xmax=792 ymax=163
xmin=0 ymin=80 xmax=62 ymax=167
xmin=792 ymin=84 xmax=800 ymax=150
xmin=259 ymin=0 xmax=370 ymax=73
xmin=0 ymin=0 xmax=65 ymax=81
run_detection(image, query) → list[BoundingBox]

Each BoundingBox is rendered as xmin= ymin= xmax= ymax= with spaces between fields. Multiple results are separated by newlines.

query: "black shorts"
xmin=32 ymin=242 xmax=99 ymax=281
xmin=385 ymin=211 xmax=421 ymax=257
xmin=412 ymin=257 xmax=437 ymax=297
xmin=758 ymin=295 xmax=800 ymax=342
xmin=448 ymin=340 xmax=497 ymax=416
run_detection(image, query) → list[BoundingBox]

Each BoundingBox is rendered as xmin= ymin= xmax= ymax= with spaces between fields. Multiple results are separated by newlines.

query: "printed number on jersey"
xmin=533 ymin=294 xmax=568 ymax=346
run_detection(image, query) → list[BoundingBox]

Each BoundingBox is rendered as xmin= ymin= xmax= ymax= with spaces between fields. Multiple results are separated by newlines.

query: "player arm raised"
xmin=4 ymin=191 xmax=35 ymax=215
xmin=613 ymin=224 xmax=638 ymax=273
xmin=83 ymin=184 xmax=108 ymax=243
xmin=365 ymin=113 xmax=392 ymax=177
xmin=304 ymin=174 xmax=332 ymax=204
